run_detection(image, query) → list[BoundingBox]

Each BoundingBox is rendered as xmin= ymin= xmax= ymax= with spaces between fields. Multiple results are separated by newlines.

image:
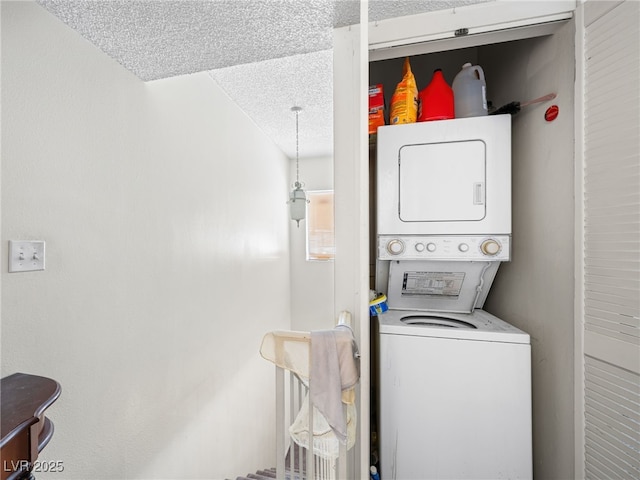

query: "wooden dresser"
xmin=0 ymin=373 xmax=61 ymax=480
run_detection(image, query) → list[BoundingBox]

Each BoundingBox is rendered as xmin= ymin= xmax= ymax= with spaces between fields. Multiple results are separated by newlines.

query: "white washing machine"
xmin=374 ymin=115 xmax=532 ymax=478
xmin=378 ymin=309 xmax=532 ymax=480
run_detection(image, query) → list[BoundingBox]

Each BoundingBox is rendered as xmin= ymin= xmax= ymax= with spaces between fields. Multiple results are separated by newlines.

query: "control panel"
xmin=378 ymin=235 xmax=511 ymax=261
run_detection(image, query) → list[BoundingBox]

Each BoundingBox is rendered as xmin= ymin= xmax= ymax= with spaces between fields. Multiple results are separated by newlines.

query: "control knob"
xmin=480 ymin=239 xmax=501 ymax=256
xmin=426 ymin=242 xmax=437 ymax=252
xmin=387 ymin=239 xmax=405 ymax=255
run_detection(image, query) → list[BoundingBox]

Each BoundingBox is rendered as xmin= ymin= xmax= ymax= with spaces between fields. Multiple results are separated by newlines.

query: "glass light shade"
xmin=289 ymin=185 xmax=307 ymax=227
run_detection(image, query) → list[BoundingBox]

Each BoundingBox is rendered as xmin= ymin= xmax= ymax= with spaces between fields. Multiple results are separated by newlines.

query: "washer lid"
xmin=379 ymin=309 xmax=530 ymax=344
xmin=401 ymin=315 xmax=477 ymax=329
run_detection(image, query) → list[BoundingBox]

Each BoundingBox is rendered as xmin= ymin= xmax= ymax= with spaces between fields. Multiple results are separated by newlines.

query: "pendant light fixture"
xmin=288 ymin=106 xmax=308 ymax=227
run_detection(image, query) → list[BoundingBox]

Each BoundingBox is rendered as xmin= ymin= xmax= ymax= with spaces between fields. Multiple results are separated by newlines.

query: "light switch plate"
xmin=9 ymin=240 xmax=46 ymax=273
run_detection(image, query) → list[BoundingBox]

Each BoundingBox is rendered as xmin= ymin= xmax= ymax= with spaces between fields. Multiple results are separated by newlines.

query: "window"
xmin=306 ymin=190 xmax=335 ymax=261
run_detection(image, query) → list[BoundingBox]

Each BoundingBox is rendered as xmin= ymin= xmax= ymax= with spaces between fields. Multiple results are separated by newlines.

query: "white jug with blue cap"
xmin=452 ymin=63 xmax=488 ymax=118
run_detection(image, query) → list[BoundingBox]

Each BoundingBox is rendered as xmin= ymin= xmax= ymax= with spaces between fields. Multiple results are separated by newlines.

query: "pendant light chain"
xmin=289 ymin=105 xmax=306 ymax=227
xmin=294 ymin=106 xmax=301 ymax=187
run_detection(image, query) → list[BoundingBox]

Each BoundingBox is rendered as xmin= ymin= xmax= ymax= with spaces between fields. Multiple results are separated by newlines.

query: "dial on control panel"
xmin=379 ymin=236 xmax=508 ymax=260
xmin=480 ymin=239 xmax=501 ymax=256
xmin=387 ymin=239 xmax=405 ymax=255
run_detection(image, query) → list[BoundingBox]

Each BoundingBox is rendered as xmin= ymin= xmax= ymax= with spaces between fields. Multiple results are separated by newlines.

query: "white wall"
xmin=1 ymin=2 xmax=291 ymax=479
xmin=481 ymin=22 xmax=576 ymax=480
xmin=289 ymin=155 xmax=334 ymax=332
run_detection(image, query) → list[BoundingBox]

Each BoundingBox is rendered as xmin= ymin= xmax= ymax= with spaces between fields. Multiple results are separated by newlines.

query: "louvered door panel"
xmin=583 ymin=0 xmax=640 ymax=362
xmin=583 ymin=1 xmax=640 ymax=478
xmin=585 ymin=356 xmax=640 ymax=479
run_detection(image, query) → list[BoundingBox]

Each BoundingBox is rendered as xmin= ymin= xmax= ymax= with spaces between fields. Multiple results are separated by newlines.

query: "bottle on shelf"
xmin=418 ymin=68 xmax=454 ymax=122
xmin=452 ymin=62 xmax=488 ymax=118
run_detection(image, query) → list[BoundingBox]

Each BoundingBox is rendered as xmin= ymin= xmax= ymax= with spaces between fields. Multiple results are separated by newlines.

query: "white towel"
xmin=310 ymin=326 xmax=359 ymax=443
xmin=289 ymin=394 xmax=357 ymax=459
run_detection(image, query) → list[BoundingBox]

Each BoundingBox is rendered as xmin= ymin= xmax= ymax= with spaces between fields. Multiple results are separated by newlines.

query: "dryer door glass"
xmin=399 ymin=140 xmax=486 ymax=222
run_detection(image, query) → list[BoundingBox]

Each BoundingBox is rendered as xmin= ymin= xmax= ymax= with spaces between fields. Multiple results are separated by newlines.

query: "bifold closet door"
xmin=582 ymin=1 xmax=640 ymax=478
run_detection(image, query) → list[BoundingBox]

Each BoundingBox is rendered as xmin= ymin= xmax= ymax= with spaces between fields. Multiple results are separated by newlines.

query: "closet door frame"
xmin=334 ymin=2 xmax=581 ymax=478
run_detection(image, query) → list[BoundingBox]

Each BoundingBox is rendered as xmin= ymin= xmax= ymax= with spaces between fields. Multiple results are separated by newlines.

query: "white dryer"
xmin=376 ymin=115 xmax=511 ymax=237
xmin=374 ymin=114 xmax=532 ymax=479
xmin=378 ymin=309 xmax=532 ymax=480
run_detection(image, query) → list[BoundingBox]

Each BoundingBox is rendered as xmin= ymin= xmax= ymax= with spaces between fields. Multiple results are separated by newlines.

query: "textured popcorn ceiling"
xmin=36 ymin=0 xmax=489 ymax=158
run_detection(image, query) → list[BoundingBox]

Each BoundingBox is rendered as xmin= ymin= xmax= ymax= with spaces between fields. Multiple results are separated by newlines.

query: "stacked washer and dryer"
xmin=375 ymin=115 xmax=532 ymax=479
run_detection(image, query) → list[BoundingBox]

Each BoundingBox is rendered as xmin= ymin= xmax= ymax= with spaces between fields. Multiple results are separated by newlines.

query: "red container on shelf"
xmin=417 ymin=69 xmax=454 ymax=122
xmin=369 ymin=84 xmax=386 ymax=134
